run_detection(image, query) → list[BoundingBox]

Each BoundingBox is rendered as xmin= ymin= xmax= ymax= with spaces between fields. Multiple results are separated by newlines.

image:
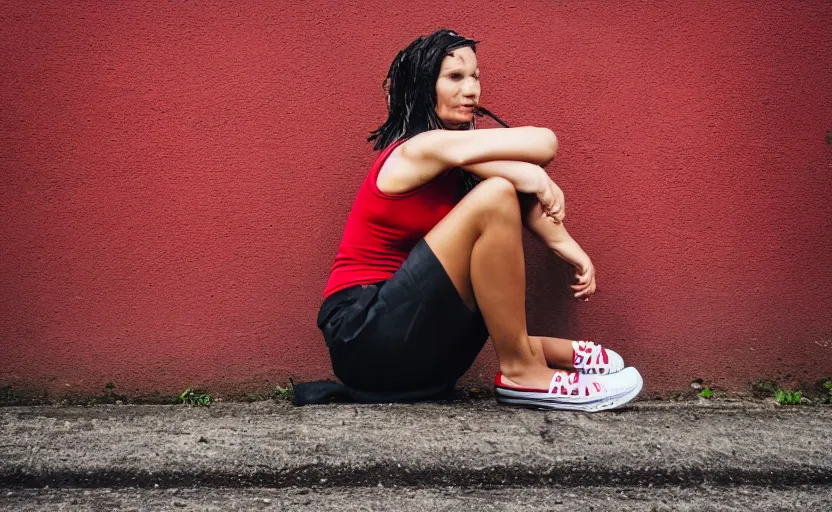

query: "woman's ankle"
xmin=500 ymin=365 xmax=564 ymax=390
xmin=533 ymin=335 xmax=576 ymax=370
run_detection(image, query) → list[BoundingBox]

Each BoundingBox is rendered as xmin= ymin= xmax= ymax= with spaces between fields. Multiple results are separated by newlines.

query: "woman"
xmin=317 ymin=29 xmax=642 ymax=411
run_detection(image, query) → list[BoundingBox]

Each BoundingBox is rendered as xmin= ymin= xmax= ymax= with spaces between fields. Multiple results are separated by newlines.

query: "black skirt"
xmin=317 ymin=238 xmax=490 ymax=394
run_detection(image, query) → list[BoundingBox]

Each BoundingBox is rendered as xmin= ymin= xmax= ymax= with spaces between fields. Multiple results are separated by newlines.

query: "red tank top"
xmin=323 ymin=139 xmax=460 ymax=298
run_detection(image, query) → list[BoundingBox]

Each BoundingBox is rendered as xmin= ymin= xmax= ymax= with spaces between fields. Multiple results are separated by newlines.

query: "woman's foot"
xmin=497 ymin=366 xmax=562 ymax=392
xmin=571 ymin=340 xmax=625 ymax=375
xmin=494 ymin=367 xmax=643 ymax=412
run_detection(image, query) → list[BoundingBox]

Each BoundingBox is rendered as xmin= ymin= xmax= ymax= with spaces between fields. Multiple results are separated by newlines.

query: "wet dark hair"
xmin=368 ymin=29 xmax=511 ymax=196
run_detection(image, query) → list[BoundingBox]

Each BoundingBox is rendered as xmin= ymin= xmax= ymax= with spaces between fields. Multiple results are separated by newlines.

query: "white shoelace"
xmin=572 ymin=340 xmax=609 ymax=374
xmin=548 ymin=372 xmax=581 ymax=396
xmin=548 ymin=371 xmax=605 ymax=398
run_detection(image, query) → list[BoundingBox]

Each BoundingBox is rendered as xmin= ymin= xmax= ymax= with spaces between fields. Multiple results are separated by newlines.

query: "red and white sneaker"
xmin=572 ymin=340 xmax=624 ymax=375
xmin=494 ymin=368 xmax=643 ymax=412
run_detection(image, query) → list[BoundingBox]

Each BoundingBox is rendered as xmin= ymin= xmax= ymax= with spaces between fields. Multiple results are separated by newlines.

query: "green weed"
xmin=751 ymin=379 xmax=810 ymax=405
xmin=774 ymin=389 xmax=802 ymax=405
xmin=273 ymin=383 xmax=293 ymax=401
xmin=699 ymin=387 xmax=713 ymax=399
xmin=178 ymin=387 xmax=212 ymax=407
xmin=245 ymin=383 xmax=293 ymax=402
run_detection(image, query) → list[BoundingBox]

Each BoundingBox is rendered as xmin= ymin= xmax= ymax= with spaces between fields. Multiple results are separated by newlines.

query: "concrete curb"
xmin=1 ymin=401 xmax=830 ymax=489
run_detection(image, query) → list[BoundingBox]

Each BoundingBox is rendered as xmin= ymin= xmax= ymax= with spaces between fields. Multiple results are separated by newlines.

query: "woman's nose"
xmin=462 ymin=78 xmax=479 ymax=97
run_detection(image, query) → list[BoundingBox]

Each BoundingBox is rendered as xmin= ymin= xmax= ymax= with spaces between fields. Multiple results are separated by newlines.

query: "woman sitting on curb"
xmin=315 ymin=29 xmax=642 ymax=411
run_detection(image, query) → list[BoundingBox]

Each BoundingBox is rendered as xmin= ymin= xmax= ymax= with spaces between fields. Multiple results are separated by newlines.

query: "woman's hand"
xmin=535 ymin=171 xmax=565 ymax=223
xmin=571 ymin=258 xmax=596 ymax=301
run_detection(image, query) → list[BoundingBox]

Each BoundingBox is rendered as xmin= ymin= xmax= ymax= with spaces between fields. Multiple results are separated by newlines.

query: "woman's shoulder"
xmin=374 ymin=139 xmax=416 ymax=196
xmin=372 ymin=138 xmax=408 ymax=175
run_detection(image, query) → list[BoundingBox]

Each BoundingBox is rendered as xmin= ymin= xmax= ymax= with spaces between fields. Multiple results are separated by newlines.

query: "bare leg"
xmin=424 ymin=177 xmax=563 ymax=390
xmin=532 ymin=335 xmax=575 ymax=370
xmin=518 ymin=193 xmax=577 ymax=371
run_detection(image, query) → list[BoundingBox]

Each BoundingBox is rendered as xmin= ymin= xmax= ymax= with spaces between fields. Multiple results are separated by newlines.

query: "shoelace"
xmin=547 ymin=372 xmax=605 ymax=397
xmin=572 ymin=340 xmax=610 ymax=374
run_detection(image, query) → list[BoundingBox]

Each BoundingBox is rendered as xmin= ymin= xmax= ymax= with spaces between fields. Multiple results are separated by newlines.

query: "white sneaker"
xmin=572 ymin=340 xmax=625 ymax=375
xmin=494 ymin=367 xmax=643 ymax=412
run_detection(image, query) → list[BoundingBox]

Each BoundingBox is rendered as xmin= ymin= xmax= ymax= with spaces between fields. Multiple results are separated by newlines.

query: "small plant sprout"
xmin=178 ymin=387 xmax=212 ymax=407
xmin=774 ymin=389 xmax=802 ymax=405
xmin=699 ymin=387 xmax=713 ymax=399
xmin=273 ymin=383 xmax=292 ymax=401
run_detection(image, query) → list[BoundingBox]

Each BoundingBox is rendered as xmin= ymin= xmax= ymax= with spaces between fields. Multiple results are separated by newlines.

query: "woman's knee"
xmin=469 ymin=177 xmax=521 ymax=219
xmin=476 ymin=178 xmax=522 ymax=222
xmin=475 ymin=176 xmax=515 ymax=197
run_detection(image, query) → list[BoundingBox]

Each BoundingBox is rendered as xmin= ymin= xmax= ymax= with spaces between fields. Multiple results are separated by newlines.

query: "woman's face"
xmin=434 ymin=46 xmax=480 ymax=129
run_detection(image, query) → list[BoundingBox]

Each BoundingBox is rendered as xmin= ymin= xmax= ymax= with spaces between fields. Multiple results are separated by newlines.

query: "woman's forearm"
xmin=460 ymin=160 xmax=544 ymax=194
xmin=522 ymin=195 xmax=568 ymax=249
xmin=551 ymin=235 xmax=590 ymax=269
xmin=520 ymin=195 xmax=589 ymax=268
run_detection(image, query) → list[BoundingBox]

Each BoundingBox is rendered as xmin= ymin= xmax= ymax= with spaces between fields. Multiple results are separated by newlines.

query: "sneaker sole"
xmin=495 ymin=375 xmax=643 ymax=412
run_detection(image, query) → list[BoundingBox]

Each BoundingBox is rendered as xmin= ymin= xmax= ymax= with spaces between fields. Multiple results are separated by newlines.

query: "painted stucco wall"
xmin=2 ymin=1 xmax=830 ymax=397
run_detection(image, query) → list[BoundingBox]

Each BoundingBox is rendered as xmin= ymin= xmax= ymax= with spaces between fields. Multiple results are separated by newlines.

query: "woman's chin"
xmin=443 ymin=118 xmax=472 ymax=129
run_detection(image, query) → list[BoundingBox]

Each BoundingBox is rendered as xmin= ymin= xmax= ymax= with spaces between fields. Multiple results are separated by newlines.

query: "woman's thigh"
xmin=331 ymin=239 xmax=489 ymax=391
xmin=423 ymin=177 xmax=521 ymax=311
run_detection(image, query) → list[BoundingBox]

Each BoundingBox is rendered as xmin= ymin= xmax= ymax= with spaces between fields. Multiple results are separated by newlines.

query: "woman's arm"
xmin=380 ymin=127 xmax=557 ymax=195
xmin=520 ymin=194 xmax=596 ymax=299
xmin=464 ymin=161 xmax=582 ymax=272
xmin=461 ymin=160 xmax=565 ymax=222
xmin=406 ymin=126 xmax=557 ymax=173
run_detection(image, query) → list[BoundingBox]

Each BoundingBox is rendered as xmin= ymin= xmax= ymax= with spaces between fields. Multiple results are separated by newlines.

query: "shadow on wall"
xmin=523 ymin=230 xmax=636 ymax=349
xmin=524 ymin=233 xmax=581 ymax=339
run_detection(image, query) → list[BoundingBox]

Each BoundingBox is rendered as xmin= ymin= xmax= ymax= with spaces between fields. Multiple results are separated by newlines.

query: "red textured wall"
xmin=2 ymin=1 xmax=831 ymax=398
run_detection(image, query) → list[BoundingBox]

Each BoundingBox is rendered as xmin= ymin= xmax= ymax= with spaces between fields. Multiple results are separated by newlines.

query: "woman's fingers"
xmin=549 ymin=199 xmax=562 ymax=216
xmin=543 ymin=204 xmax=564 ymax=224
xmin=571 ymin=280 xmax=591 ymax=292
xmin=545 ymin=213 xmax=562 ymax=225
xmin=538 ymin=195 xmax=555 ymax=217
xmin=574 ymin=279 xmax=596 ymax=299
xmin=547 ymin=178 xmax=566 ymax=222
xmin=548 ymin=210 xmax=564 ymax=224
xmin=572 ymin=267 xmax=596 ymax=299
xmin=538 ymin=178 xmax=565 ymax=222
xmin=574 ymin=287 xmax=593 ymax=299
xmin=571 ymin=273 xmax=590 ymax=291
xmin=573 ymin=268 xmax=590 ymax=283
xmin=548 ymin=198 xmax=561 ymax=215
